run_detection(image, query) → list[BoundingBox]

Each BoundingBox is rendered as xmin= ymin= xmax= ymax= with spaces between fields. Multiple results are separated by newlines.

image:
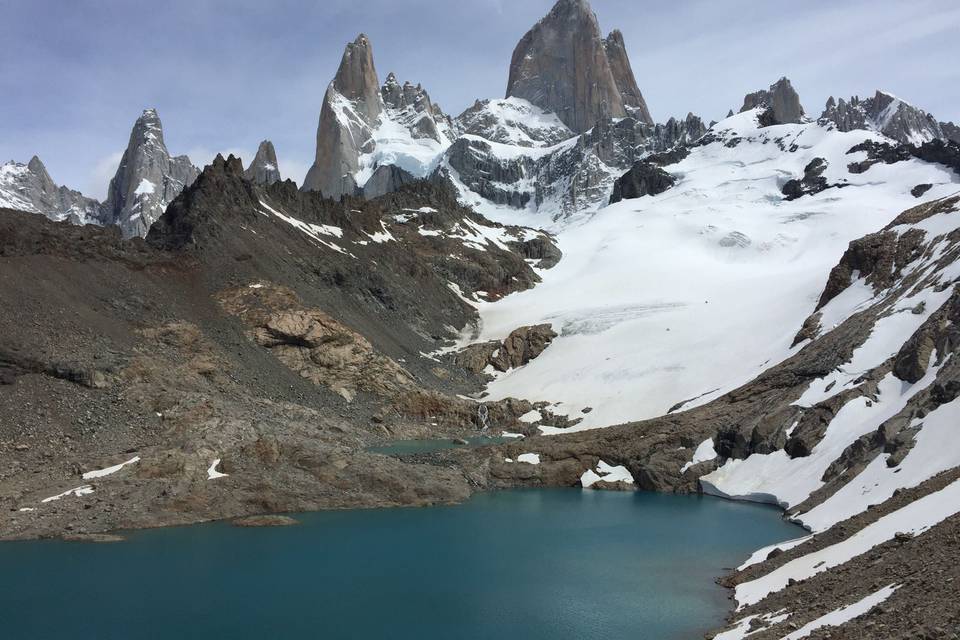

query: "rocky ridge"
xmin=0 ymin=156 xmax=103 ymax=225
xmin=821 ymin=90 xmax=957 ymax=146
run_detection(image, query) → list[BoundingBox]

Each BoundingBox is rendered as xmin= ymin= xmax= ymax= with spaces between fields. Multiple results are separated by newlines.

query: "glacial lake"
xmin=0 ymin=489 xmax=802 ymax=639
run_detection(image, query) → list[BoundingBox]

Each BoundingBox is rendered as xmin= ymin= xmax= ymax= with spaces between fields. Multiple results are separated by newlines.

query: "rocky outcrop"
xmin=361 ymin=164 xmax=416 ymax=198
xmin=781 ymin=157 xmax=850 ymax=200
xmin=244 ymin=140 xmax=281 ymax=185
xmin=846 ymin=138 xmax=960 ymax=176
xmin=505 ymin=0 xmax=650 ymax=133
xmin=218 ymin=284 xmax=415 ymax=402
xmin=495 ymin=324 xmax=557 ymax=370
xmin=302 ymin=34 xmax=381 ymax=198
xmin=609 ymin=161 xmax=676 ymax=203
xmin=821 ymin=90 xmax=949 ymax=145
xmin=943 ymin=121 xmax=960 ymax=144
xmin=455 ymin=324 xmax=557 ymax=374
xmin=102 ymin=109 xmax=199 ymax=238
xmin=740 ymin=77 xmax=805 ymax=125
xmin=0 ymin=157 xmax=103 ymax=225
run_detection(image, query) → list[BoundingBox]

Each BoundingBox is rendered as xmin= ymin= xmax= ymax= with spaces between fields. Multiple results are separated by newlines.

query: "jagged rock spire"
xmin=506 ymin=0 xmax=651 ymax=132
xmin=244 ymin=140 xmax=281 ymax=185
xmin=303 ymin=35 xmax=384 ymax=197
xmin=603 ymin=29 xmax=653 ymax=124
xmin=332 ymin=33 xmax=381 ymax=124
xmin=103 ymin=108 xmax=199 ymax=238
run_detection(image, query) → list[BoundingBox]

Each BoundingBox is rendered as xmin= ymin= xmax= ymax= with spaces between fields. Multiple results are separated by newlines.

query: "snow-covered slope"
xmin=701 ymin=193 xmax=960 ymax=529
xmin=465 ymin=110 xmax=958 ymax=431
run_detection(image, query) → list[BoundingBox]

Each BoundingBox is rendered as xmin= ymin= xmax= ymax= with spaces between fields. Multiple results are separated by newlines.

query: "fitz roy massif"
xmin=2 ymin=1 xmax=960 ymax=638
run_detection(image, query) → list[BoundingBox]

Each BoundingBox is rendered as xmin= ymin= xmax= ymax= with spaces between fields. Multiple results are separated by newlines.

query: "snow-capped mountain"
xmin=301 ymin=34 xmax=454 ymax=199
xmin=102 ymin=108 xmax=200 ymax=239
xmin=0 ymin=156 xmax=102 ymax=225
xmin=821 ymin=90 xmax=957 ymax=146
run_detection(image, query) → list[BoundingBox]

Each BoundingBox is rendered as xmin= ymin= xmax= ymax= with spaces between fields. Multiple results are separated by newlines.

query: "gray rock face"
xmin=739 ymin=77 xmax=805 ymax=125
xmin=609 ymin=161 xmax=676 ymax=204
xmin=942 ymin=121 xmax=960 ymax=144
xmin=303 ymin=35 xmax=453 ymax=199
xmin=505 ymin=0 xmax=651 ymax=133
xmin=361 ymin=164 xmax=415 ymax=199
xmin=603 ymin=29 xmax=653 ymax=124
xmin=821 ymin=90 xmax=949 ymax=145
xmin=102 ymin=108 xmax=199 ymax=238
xmin=244 ymin=140 xmax=281 ymax=185
xmin=0 ymin=156 xmax=103 ymax=225
xmin=303 ymin=34 xmax=381 ymax=198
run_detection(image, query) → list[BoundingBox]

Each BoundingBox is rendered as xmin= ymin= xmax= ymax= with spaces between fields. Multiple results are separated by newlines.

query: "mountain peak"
xmin=739 ymin=77 xmax=804 ymax=125
xmin=27 ymin=155 xmax=48 ymax=176
xmin=506 ymin=0 xmax=649 ymax=132
xmin=332 ymin=33 xmax=381 ymax=124
xmin=244 ymin=140 xmax=281 ymax=185
xmin=102 ymin=108 xmax=199 ymax=238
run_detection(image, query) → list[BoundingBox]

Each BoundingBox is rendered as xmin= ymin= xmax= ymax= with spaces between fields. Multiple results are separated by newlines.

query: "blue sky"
xmin=2 ymin=0 xmax=958 ymax=198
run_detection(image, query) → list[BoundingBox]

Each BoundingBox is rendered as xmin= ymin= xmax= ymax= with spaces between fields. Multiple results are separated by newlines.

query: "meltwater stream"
xmin=0 ymin=489 xmax=802 ymax=639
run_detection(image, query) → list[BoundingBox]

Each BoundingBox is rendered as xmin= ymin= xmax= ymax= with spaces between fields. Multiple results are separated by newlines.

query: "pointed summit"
xmin=244 ymin=140 xmax=281 ymax=185
xmin=303 ymin=35 xmax=385 ymax=197
xmin=603 ymin=29 xmax=653 ymax=124
xmin=332 ymin=33 xmax=382 ymax=124
xmin=506 ymin=0 xmax=649 ymax=133
xmin=103 ymin=108 xmax=199 ymax=238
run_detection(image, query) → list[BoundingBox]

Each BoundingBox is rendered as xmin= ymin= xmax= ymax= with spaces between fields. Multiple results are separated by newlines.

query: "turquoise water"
xmin=0 ymin=490 xmax=801 ymax=640
xmin=366 ymin=435 xmax=513 ymax=455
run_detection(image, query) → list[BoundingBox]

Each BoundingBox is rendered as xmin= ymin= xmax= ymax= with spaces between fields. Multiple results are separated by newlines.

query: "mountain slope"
xmin=466 ymin=111 xmax=957 ymax=430
xmin=0 ymin=156 xmax=560 ymax=540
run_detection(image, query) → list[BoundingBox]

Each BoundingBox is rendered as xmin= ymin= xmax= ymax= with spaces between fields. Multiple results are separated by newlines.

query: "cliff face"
xmin=303 ymin=35 xmax=381 ymax=198
xmin=506 ymin=0 xmax=650 ymax=133
xmin=603 ymin=29 xmax=653 ymax=124
xmin=102 ymin=108 xmax=199 ymax=238
xmin=244 ymin=140 xmax=281 ymax=185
